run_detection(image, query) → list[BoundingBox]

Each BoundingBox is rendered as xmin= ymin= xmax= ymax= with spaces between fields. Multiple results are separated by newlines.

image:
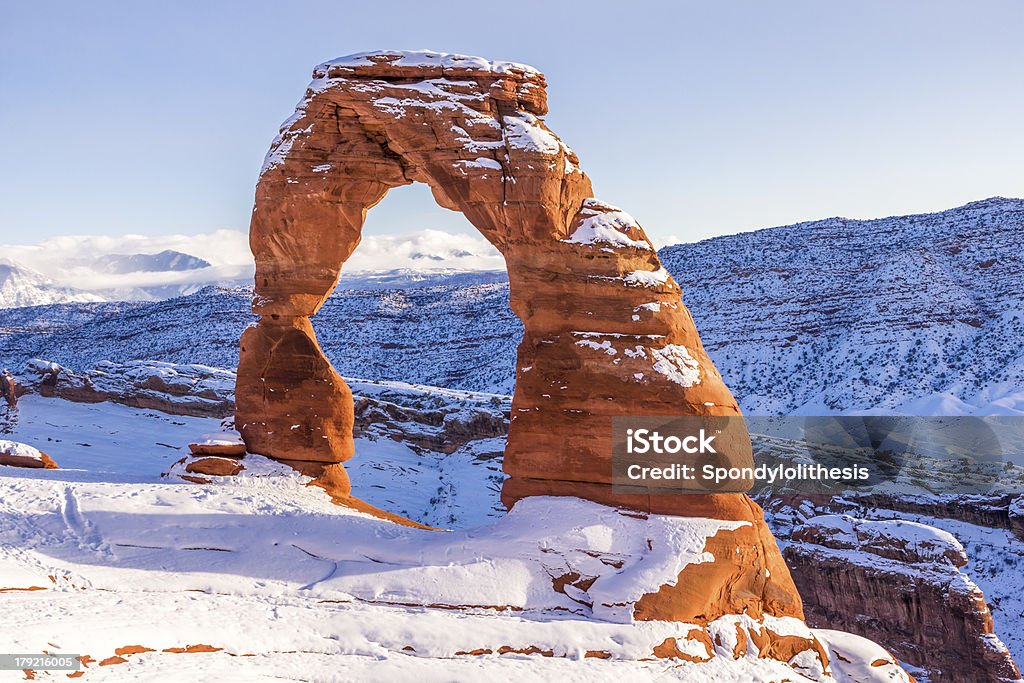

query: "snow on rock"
xmin=259 ymin=49 xmax=550 ymax=180
xmin=502 ymin=112 xmax=562 ymax=154
xmin=563 ymin=198 xmax=653 ymax=251
xmin=455 ymin=156 xmax=503 ymax=172
xmin=793 ymin=514 xmax=968 ymax=566
xmin=18 ymin=358 xmax=236 ymax=418
xmin=315 ymin=49 xmax=540 ymax=77
xmin=813 ymin=629 xmax=912 ymax=683
xmin=623 ymin=267 xmax=671 ymax=288
xmin=0 ymin=438 xmax=57 ymax=469
xmin=576 ymin=338 xmax=618 ymax=355
xmin=126 ymin=492 xmax=751 ymax=623
xmin=1010 ymin=496 xmax=1024 ymax=518
xmin=189 ymin=429 xmax=244 ymax=449
xmin=571 ymin=336 xmax=702 ymax=388
xmin=649 ymin=344 xmax=702 ymax=387
xmin=261 ymin=119 xmax=313 ymax=176
xmin=187 ymin=418 xmax=246 ymax=457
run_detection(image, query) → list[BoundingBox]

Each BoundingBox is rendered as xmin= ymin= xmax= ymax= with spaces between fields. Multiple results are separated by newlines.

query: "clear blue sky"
xmin=1 ymin=0 xmax=1022 ymax=246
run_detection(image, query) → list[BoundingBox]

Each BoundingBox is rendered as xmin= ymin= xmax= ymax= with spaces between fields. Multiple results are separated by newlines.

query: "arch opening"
xmin=309 ymin=181 xmax=514 ymax=391
xmin=302 ymin=181 xmax=519 ymax=528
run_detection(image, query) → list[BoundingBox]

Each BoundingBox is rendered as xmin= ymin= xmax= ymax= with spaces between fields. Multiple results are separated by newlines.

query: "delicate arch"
xmin=234 ymin=49 xmax=804 ymax=624
xmin=237 ymin=49 xmax=751 ymax=505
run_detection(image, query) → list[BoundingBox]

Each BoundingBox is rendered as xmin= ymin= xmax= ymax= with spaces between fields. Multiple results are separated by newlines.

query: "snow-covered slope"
xmin=0 ymin=394 xmax=913 ymax=682
xmin=337 ymin=268 xmax=507 ymax=289
xmin=0 ymin=283 xmax=522 ymax=394
xmin=0 ymin=262 xmax=104 ymax=308
xmin=660 ymin=197 xmax=1024 ymax=415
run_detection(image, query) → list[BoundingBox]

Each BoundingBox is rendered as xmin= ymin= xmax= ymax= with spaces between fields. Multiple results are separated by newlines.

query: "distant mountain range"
xmin=0 ymin=246 xmax=508 ymax=307
xmin=92 ymin=249 xmax=212 ymax=274
xmin=1 ymin=197 xmax=1021 ymax=415
xmin=336 ymin=268 xmax=507 ymax=289
xmin=0 ymin=250 xmax=235 ymax=306
xmin=0 ymin=262 xmax=104 ymax=308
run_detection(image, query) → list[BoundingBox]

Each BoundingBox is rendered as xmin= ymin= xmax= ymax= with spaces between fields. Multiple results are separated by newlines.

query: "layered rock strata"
xmin=18 ymin=359 xmax=235 ymax=418
xmin=783 ymin=512 xmax=1020 ymax=682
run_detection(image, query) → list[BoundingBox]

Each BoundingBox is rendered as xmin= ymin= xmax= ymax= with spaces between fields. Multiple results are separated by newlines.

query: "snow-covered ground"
xmin=1 ymin=396 xmax=909 ymax=682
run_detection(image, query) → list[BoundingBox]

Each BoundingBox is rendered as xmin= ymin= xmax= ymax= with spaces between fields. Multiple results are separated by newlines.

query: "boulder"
xmin=0 ymin=440 xmax=58 ymax=469
xmin=184 ymin=457 xmax=245 ymax=477
xmin=188 ymin=428 xmax=247 ymax=458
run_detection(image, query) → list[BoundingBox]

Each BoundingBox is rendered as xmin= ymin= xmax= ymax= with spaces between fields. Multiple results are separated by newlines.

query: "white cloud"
xmin=0 ymin=228 xmax=505 ymax=295
xmin=1 ymin=230 xmax=253 ymax=293
xmin=344 ymin=229 xmax=504 ymax=273
xmin=648 ymin=233 xmax=683 ymax=249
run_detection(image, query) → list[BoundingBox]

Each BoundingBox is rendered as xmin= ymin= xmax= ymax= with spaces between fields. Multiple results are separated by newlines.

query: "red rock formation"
xmin=188 ymin=442 xmax=246 ymax=457
xmin=185 ymin=457 xmax=245 ymax=477
xmin=234 ymin=50 xmax=800 ymax=625
xmin=20 ymin=360 xmax=234 ymax=418
xmin=785 ymin=513 xmax=1021 ymax=682
xmin=0 ymin=440 xmax=58 ymax=469
xmin=0 ymin=369 xmax=16 ymax=406
xmin=0 ymin=369 xmax=17 ymax=433
xmin=188 ymin=422 xmax=247 ymax=457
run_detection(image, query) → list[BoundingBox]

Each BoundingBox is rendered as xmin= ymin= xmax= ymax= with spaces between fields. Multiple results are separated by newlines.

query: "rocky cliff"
xmin=768 ymin=498 xmax=1022 ymax=682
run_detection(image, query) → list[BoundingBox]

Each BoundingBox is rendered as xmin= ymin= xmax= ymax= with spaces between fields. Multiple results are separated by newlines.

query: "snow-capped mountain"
xmin=0 ymin=229 xmax=508 ymax=306
xmin=0 ymin=249 xmax=249 ymax=305
xmin=92 ymin=249 xmax=212 ymax=274
xmin=1 ymin=198 xmax=1021 ymax=414
xmin=0 ymin=262 xmax=103 ymax=308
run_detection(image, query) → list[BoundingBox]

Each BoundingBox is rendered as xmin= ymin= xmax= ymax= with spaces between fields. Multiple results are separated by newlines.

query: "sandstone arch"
xmin=236 ymin=50 xmax=804 ymax=622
